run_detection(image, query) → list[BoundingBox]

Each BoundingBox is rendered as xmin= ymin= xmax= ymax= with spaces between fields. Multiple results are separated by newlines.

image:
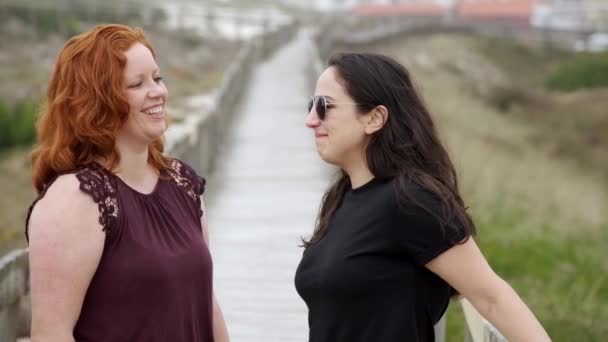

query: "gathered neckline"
xmin=115 ymin=173 xmax=161 ymax=197
xmin=89 ymin=161 xmax=162 ymax=197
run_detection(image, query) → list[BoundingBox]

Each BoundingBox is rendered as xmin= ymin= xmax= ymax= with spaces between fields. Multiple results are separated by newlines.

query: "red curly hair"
xmin=32 ymin=24 xmax=169 ymax=193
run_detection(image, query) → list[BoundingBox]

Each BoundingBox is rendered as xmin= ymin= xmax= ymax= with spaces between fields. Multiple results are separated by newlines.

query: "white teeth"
xmin=143 ymin=106 xmax=163 ymax=115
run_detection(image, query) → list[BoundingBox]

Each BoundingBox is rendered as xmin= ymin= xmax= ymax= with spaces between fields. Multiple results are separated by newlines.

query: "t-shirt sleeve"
xmin=392 ymin=187 xmax=471 ymax=266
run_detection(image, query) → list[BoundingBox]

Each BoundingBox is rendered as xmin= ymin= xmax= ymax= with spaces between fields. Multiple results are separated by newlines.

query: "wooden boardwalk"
xmin=205 ymin=30 xmax=330 ymax=342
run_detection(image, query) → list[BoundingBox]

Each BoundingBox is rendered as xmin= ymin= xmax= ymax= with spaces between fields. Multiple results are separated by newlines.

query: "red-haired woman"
xmin=25 ymin=24 xmax=229 ymax=342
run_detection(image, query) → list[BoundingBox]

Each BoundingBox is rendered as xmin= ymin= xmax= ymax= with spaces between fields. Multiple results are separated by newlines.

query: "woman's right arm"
xmin=28 ymin=174 xmax=106 ymax=342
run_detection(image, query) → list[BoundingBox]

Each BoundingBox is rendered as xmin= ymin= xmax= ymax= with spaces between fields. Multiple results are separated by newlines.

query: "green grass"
xmin=445 ymin=207 xmax=608 ymax=341
xmin=1 ymin=5 xmax=82 ymax=37
xmin=0 ymin=147 xmax=34 ymax=255
xmin=0 ymin=0 xmax=160 ymax=37
xmin=0 ymin=100 xmax=39 ymax=151
xmin=545 ymin=53 xmax=608 ymax=91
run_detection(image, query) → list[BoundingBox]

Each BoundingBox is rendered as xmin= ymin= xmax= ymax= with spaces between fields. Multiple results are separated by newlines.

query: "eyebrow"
xmin=128 ymin=68 xmax=160 ymax=79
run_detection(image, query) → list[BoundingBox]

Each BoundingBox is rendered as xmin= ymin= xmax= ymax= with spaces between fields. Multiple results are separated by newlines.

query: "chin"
xmin=317 ymin=149 xmax=340 ymax=166
xmin=144 ymin=126 xmax=167 ymax=142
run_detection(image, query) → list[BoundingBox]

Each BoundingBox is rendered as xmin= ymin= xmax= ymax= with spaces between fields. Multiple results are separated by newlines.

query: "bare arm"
xmin=212 ymin=294 xmax=230 ymax=342
xmin=28 ymin=175 xmax=105 ymax=342
xmin=426 ymin=238 xmax=551 ymax=342
xmin=200 ymin=197 xmax=230 ymax=342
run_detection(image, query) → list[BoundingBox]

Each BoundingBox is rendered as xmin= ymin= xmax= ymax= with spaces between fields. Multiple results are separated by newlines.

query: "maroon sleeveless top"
xmin=26 ymin=159 xmax=214 ymax=342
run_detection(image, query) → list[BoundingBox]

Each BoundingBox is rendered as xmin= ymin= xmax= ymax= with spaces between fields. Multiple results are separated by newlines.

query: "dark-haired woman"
xmin=294 ymin=52 xmax=550 ymax=342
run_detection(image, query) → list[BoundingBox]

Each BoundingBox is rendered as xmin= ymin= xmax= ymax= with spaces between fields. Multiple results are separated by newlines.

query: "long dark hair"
xmin=303 ymin=52 xmax=476 ymax=252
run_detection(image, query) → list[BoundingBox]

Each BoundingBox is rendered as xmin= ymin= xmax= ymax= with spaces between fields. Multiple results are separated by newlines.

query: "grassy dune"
xmin=333 ymin=33 xmax=608 ymax=340
xmin=0 ymin=148 xmax=34 ymax=255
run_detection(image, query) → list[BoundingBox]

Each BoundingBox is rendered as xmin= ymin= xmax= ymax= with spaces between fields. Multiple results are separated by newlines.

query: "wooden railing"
xmin=0 ymin=249 xmax=30 ymax=342
xmin=462 ymin=299 xmax=508 ymax=342
xmin=0 ymin=20 xmax=298 ymax=342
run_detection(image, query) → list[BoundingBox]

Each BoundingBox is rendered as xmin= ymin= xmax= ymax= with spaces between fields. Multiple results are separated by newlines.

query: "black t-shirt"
xmin=295 ymin=177 xmax=469 ymax=342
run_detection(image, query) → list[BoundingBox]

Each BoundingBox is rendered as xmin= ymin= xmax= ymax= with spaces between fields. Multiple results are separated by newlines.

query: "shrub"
xmin=0 ymin=100 xmax=38 ymax=151
xmin=545 ymin=53 xmax=608 ymax=91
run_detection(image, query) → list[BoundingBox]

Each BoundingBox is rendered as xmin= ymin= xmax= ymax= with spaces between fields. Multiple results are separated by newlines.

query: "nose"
xmin=148 ymin=81 xmax=167 ymax=99
xmin=306 ymin=107 xmax=321 ymax=129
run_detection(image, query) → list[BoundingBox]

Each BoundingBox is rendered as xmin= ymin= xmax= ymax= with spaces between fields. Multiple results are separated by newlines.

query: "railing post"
xmin=434 ymin=313 xmax=446 ymax=342
xmin=465 ymin=325 xmax=475 ymax=342
xmin=0 ymin=301 xmax=19 ymax=342
xmin=0 ymin=249 xmax=30 ymax=342
xmin=461 ymin=298 xmax=507 ymax=342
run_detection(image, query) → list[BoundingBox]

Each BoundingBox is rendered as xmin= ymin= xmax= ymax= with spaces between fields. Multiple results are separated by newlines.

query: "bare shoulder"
xmin=28 ymin=175 xmax=105 ymax=332
xmin=28 ymin=173 xmax=104 ymax=241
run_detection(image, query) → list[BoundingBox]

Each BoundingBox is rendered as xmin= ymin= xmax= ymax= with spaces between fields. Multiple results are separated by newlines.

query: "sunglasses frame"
xmin=308 ymin=95 xmax=363 ymax=120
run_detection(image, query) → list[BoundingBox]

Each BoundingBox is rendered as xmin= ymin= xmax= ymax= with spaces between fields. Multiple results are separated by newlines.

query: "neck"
xmin=342 ymin=152 xmax=374 ymax=189
xmin=112 ymin=135 xmax=155 ymax=183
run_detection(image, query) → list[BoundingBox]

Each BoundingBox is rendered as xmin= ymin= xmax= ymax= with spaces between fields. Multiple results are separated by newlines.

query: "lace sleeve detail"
xmin=24 ymin=164 xmax=118 ymax=242
xmin=167 ymin=159 xmax=206 ymax=217
xmin=75 ymin=165 xmax=119 ymax=232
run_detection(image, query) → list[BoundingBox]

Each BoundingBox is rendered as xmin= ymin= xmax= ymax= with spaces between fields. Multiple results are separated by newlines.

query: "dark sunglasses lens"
xmin=317 ymin=97 xmax=326 ymax=120
xmin=308 ymin=96 xmax=326 ymax=120
xmin=316 ymin=96 xmax=326 ymax=120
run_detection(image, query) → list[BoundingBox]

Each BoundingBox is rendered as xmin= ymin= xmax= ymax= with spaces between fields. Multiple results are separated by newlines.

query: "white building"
xmin=531 ymin=0 xmax=608 ymax=31
xmin=281 ymin=0 xmax=448 ymax=12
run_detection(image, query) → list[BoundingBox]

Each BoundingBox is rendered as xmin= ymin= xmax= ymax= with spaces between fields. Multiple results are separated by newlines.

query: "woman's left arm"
xmin=212 ymin=294 xmax=230 ymax=342
xmin=426 ymin=237 xmax=551 ymax=342
xmin=200 ymin=197 xmax=230 ymax=342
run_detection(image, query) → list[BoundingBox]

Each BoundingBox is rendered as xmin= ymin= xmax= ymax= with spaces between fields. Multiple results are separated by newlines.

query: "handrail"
xmin=0 ymin=248 xmax=30 ymax=341
xmin=462 ymin=299 xmax=508 ymax=342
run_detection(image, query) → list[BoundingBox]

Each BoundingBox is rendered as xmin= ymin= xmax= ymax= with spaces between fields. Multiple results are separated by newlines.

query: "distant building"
xmin=351 ymin=0 xmax=535 ymax=26
xmin=531 ymin=0 xmax=608 ymax=31
xmin=309 ymin=0 xmax=449 ymax=12
xmin=454 ymin=0 xmax=534 ymax=27
xmin=577 ymin=0 xmax=608 ymax=30
xmin=353 ymin=2 xmax=447 ymax=17
xmin=348 ymin=0 xmax=607 ymax=30
xmin=311 ymin=0 xmax=365 ymax=12
xmin=531 ymin=0 xmax=586 ymax=30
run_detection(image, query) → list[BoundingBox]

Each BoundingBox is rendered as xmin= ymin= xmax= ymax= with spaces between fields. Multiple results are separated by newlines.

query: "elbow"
xmin=468 ymin=277 xmax=509 ymax=321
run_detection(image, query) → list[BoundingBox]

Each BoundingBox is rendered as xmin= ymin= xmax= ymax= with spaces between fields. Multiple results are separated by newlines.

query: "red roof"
xmin=457 ymin=0 xmax=535 ymax=20
xmin=353 ymin=3 xmax=447 ymax=17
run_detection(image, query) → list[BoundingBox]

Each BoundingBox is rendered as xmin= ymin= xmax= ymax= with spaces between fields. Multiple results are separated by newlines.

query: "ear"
xmin=364 ymin=105 xmax=389 ymax=135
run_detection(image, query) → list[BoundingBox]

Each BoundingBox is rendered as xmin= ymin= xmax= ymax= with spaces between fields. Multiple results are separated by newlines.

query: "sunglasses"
xmin=308 ymin=95 xmax=362 ymax=120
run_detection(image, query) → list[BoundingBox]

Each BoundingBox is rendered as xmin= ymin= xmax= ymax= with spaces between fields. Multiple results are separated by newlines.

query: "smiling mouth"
xmin=142 ymin=105 xmax=164 ymax=117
